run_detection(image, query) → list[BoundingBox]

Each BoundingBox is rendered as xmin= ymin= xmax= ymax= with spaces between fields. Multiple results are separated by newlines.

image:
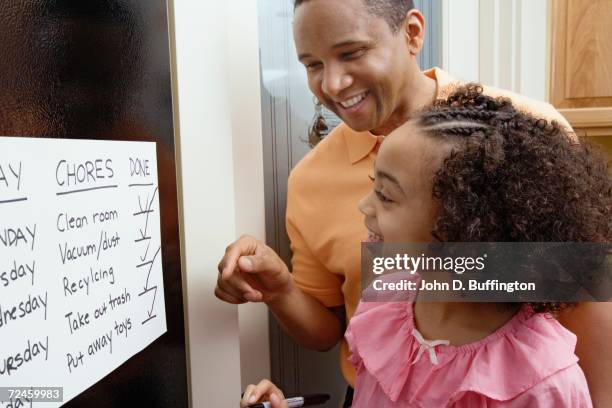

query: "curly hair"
xmin=414 ymin=84 xmax=612 ymax=314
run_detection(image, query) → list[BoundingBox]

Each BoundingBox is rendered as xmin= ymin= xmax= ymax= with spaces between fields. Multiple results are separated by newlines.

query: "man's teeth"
xmin=340 ymin=92 xmax=366 ymax=108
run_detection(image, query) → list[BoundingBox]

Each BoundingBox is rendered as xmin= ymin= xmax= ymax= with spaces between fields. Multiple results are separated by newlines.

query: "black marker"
xmin=247 ymin=393 xmax=330 ymax=408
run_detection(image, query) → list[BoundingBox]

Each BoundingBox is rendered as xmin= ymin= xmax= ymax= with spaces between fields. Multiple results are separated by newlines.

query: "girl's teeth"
xmin=341 ymin=92 xmax=366 ymax=108
xmin=368 ymin=231 xmax=384 ymax=242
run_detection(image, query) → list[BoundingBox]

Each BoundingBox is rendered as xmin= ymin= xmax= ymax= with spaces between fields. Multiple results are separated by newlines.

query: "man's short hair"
xmin=294 ymin=0 xmax=416 ymax=32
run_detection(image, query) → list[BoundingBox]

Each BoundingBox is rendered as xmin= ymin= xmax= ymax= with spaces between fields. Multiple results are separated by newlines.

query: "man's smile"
xmin=338 ymin=91 xmax=369 ymax=109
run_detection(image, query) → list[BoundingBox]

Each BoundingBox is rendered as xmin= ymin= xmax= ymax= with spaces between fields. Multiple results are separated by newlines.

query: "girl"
xmin=241 ymin=85 xmax=610 ymax=407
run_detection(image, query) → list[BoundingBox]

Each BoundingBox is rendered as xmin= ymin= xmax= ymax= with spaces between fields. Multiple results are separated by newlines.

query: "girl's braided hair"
xmin=415 ymin=84 xmax=612 ymax=313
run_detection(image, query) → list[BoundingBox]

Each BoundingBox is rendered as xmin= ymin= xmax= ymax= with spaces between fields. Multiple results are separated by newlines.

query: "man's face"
xmin=293 ymin=0 xmax=413 ymax=134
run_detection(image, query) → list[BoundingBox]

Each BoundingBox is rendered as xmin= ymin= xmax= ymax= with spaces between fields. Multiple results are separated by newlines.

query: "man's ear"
xmin=403 ymin=9 xmax=426 ymax=56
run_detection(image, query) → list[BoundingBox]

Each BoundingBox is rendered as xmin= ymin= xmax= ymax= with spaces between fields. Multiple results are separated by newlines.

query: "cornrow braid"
xmin=421 ymin=84 xmax=565 ymax=138
xmin=420 ymin=108 xmax=501 ymax=126
xmin=422 ymin=121 xmax=490 ymax=136
xmin=418 ymin=85 xmax=516 ymax=133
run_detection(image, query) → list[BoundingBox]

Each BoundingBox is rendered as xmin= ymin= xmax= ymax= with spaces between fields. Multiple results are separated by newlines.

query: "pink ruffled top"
xmin=346 ymin=301 xmax=592 ymax=407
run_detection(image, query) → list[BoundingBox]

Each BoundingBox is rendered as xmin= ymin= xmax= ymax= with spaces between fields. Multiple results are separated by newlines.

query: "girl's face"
xmin=358 ymin=121 xmax=446 ymax=243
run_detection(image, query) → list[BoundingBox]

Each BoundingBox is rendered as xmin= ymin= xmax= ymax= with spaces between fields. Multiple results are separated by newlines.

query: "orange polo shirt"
xmin=285 ymin=67 xmax=572 ymax=386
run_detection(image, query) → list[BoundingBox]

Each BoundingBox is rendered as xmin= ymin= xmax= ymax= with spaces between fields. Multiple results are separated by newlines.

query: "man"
xmin=217 ymin=0 xmax=611 ymax=406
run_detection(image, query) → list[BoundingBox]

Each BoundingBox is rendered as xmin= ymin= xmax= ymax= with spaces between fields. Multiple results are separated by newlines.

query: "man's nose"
xmin=321 ymin=64 xmax=353 ymax=98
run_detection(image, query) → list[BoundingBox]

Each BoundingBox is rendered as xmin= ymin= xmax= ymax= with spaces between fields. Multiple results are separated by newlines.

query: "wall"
xmin=227 ymin=0 xmax=272 ymax=391
xmin=442 ymin=0 xmax=480 ymax=83
xmin=442 ymin=0 xmax=549 ymax=102
xmin=170 ymin=1 xmax=268 ymax=407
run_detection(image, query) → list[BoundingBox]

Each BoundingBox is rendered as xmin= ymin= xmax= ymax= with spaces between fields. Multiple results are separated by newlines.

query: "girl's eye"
xmin=368 ymin=175 xmax=375 ymax=182
xmin=375 ymin=190 xmax=392 ymax=203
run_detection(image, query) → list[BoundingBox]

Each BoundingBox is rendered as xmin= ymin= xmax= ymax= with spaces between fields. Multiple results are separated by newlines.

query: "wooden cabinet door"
xmin=550 ymin=0 xmax=612 ymax=137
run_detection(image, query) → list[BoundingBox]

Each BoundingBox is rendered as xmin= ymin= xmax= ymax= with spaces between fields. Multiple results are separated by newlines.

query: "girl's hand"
xmin=240 ymin=379 xmax=288 ymax=408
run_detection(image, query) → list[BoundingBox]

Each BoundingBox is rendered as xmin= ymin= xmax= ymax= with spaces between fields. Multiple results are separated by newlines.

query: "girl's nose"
xmin=358 ymin=191 xmax=376 ymax=216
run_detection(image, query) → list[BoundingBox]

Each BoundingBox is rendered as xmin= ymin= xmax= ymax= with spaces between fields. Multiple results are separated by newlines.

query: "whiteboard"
xmin=0 ymin=137 xmax=167 ymax=407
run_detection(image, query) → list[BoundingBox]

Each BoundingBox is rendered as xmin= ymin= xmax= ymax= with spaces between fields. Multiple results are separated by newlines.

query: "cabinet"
xmin=550 ymin=0 xmax=612 ymax=141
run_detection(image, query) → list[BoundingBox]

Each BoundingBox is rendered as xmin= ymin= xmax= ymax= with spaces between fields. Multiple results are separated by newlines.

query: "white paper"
xmin=0 ymin=137 xmax=167 ymax=407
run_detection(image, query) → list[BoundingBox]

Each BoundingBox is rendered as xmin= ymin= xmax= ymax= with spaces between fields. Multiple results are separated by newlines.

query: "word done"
xmin=129 ymin=158 xmax=150 ymax=177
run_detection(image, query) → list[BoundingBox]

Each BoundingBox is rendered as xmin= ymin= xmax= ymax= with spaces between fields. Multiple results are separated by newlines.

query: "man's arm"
xmin=558 ymin=302 xmax=612 ymax=407
xmin=266 ymin=283 xmax=344 ymax=351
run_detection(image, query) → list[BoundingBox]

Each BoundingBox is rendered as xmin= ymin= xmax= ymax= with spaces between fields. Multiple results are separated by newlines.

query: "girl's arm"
xmin=558 ymin=302 xmax=612 ymax=407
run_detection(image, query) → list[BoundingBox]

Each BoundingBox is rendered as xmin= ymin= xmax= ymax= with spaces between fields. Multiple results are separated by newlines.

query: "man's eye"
xmin=341 ymin=49 xmax=365 ymax=60
xmin=306 ymin=62 xmax=322 ymax=71
xmin=375 ymin=190 xmax=392 ymax=203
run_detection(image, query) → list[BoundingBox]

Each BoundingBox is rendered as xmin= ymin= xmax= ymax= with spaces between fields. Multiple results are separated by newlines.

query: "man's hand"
xmin=216 ymin=236 xmax=344 ymax=351
xmin=240 ymin=379 xmax=288 ymax=408
xmin=216 ymin=235 xmax=293 ymax=304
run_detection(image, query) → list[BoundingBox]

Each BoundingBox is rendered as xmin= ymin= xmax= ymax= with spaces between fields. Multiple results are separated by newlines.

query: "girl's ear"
xmin=403 ymin=9 xmax=426 ymax=56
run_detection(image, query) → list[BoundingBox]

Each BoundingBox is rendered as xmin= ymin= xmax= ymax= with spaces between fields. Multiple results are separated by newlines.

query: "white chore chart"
xmin=0 ymin=137 xmax=167 ymax=407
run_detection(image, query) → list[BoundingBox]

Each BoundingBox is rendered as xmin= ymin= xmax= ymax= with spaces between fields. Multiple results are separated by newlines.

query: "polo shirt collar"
xmin=423 ymin=66 xmax=455 ymax=91
xmin=345 ymin=129 xmax=379 ymax=164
